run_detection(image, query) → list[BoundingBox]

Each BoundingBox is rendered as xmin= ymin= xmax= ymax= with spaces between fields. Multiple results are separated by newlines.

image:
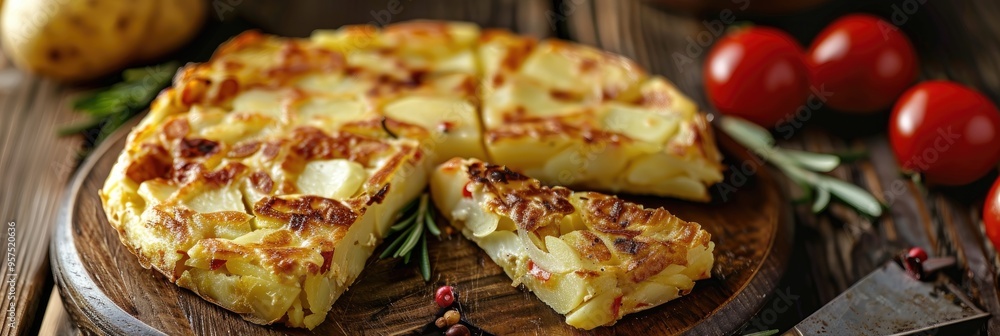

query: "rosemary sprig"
xmin=380 ymin=193 xmax=441 ymax=281
xmin=60 ymin=61 xmax=180 ymax=143
xmin=718 ymin=116 xmax=884 ymax=218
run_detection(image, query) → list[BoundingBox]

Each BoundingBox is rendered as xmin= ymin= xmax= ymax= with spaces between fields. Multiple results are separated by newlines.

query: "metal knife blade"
xmin=785 ymin=262 xmax=989 ymax=335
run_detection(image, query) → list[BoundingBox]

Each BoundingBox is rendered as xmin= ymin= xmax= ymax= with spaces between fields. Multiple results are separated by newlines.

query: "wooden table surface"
xmin=0 ymin=47 xmax=86 ymax=335
xmin=3 ymin=0 xmax=1000 ymax=335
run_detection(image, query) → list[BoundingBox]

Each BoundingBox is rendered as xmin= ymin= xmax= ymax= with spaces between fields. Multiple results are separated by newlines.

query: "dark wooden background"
xmin=3 ymin=0 xmax=999 ymax=334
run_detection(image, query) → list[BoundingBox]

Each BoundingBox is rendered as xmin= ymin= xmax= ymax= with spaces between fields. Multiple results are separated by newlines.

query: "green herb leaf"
xmin=395 ymin=195 xmax=428 ymax=258
xmin=717 ymin=115 xmax=883 ymax=218
xmin=811 ymin=186 xmax=831 ymax=213
xmin=782 ymin=149 xmax=841 ymax=172
xmin=379 ymin=192 xmax=441 ymax=281
xmin=419 ymin=235 xmax=431 ymax=281
xmin=821 ymin=177 xmax=884 ymax=217
xmin=62 ymin=61 xmax=180 ymax=142
xmin=396 ymin=213 xmax=425 ymax=258
xmin=425 ymin=210 xmax=441 ymax=237
xmin=719 ymin=115 xmax=775 ymax=149
xmin=390 ymin=213 xmax=417 ymax=232
xmin=380 ymin=224 xmax=415 ymax=259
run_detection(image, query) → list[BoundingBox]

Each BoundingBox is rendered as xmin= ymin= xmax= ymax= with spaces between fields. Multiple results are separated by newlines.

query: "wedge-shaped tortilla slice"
xmin=430 ymin=158 xmax=715 ymax=329
xmin=99 ymin=22 xmax=482 ymax=329
xmin=101 ymin=115 xmax=429 ymax=328
xmin=478 ymin=31 xmax=724 ymax=201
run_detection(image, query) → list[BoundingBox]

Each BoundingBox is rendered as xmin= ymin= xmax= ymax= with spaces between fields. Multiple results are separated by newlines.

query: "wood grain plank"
xmin=39 ymin=288 xmax=78 ymax=336
xmin=938 ymin=197 xmax=1000 ymax=335
xmin=0 ymin=60 xmax=85 ymax=336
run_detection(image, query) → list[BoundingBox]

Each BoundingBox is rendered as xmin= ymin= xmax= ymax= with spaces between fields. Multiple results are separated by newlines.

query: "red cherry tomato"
xmin=807 ymin=14 xmax=918 ymax=113
xmin=984 ymin=177 xmax=1000 ymax=250
xmin=889 ymin=81 xmax=1000 ymax=185
xmin=704 ymin=27 xmax=811 ymax=127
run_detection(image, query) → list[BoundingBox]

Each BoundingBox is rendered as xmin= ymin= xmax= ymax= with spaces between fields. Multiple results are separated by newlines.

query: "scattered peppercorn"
xmin=445 ymin=324 xmax=470 ymax=336
xmin=907 ymin=247 xmax=928 ymax=262
xmin=435 ymin=286 xmax=455 ymax=308
xmin=443 ymin=309 xmax=461 ymax=326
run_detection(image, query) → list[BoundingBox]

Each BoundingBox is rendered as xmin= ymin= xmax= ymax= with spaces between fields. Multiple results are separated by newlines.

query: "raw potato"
xmin=133 ymin=0 xmax=206 ymax=62
xmin=0 ymin=0 xmax=206 ymax=82
xmin=1 ymin=0 xmax=154 ymax=81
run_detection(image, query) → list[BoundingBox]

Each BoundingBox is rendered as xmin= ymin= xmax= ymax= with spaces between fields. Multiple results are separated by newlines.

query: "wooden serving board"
xmin=52 ymin=117 xmax=792 ymax=336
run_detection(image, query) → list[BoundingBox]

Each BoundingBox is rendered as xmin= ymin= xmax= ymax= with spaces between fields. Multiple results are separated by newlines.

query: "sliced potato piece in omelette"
xmin=430 ymin=158 xmax=715 ymax=329
xmin=478 ymin=31 xmax=724 ymax=201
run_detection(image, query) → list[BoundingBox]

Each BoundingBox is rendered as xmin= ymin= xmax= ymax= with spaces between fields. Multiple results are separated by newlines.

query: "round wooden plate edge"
xmin=50 ymin=118 xmax=165 ymax=336
xmin=685 ymin=148 xmax=795 ymax=334
xmin=678 ymin=132 xmax=796 ymax=336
